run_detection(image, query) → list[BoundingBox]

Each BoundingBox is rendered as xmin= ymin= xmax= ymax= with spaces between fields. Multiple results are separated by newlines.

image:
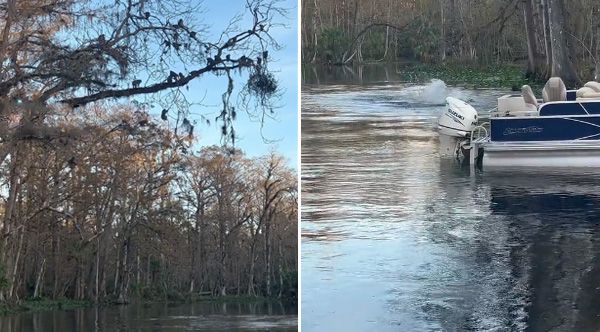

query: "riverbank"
xmin=397 ymin=63 xmax=532 ymax=88
xmin=0 ymin=298 xmax=94 ymax=316
xmin=0 ymin=299 xmax=297 ymax=332
xmin=0 ymin=295 xmax=297 ymax=317
xmin=302 ymin=62 xmax=541 ymax=90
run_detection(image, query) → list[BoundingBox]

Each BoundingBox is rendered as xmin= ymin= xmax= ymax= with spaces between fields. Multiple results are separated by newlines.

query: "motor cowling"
xmin=438 ymin=97 xmax=478 ymax=138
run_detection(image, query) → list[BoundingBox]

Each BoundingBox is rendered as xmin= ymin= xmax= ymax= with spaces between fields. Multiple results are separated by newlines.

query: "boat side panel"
xmin=490 ymin=116 xmax=600 ymax=141
xmin=539 ymin=101 xmax=600 ymax=116
xmin=482 ymin=148 xmax=600 ymax=167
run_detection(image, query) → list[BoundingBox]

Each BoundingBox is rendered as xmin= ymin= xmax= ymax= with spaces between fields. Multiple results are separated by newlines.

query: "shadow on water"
xmin=483 ymin=169 xmax=600 ymax=332
xmin=0 ymin=301 xmax=297 ymax=332
xmin=302 ymin=73 xmax=600 ymax=331
xmin=425 ymin=166 xmax=600 ymax=331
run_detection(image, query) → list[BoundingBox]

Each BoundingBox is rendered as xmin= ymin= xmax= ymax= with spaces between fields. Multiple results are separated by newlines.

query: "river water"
xmin=0 ymin=301 xmax=297 ymax=331
xmin=301 ymin=65 xmax=600 ymax=331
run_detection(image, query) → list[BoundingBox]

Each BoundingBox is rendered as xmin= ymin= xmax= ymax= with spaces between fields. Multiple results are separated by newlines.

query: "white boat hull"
xmin=481 ymin=140 xmax=600 ymax=167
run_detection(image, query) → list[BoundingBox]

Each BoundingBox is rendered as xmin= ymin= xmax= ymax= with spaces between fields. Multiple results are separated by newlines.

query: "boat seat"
xmin=522 ymin=85 xmax=538 ymax=112
xmin=542 ymin=77 xmax=567 ymax=102
xmin=584 ymin=81 xmax=600 ymax=92
xmin=576 ymin=86 xmax=600 ymax=99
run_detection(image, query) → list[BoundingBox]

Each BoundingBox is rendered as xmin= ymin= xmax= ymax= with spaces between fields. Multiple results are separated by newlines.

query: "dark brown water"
xmin=0 ymin=301 xmax=297 ymax=331
xmin=301 ymin=65 xmax=600 ymax=332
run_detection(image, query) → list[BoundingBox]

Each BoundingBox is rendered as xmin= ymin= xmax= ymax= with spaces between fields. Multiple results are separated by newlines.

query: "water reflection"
xmin=484 ymin=169 xmax=600 ymax=332
xmin=0 ymin=301 xmax=297 ymax=332
xmin=302 ymin=77 xmax=600 ymax=331
xmin=302 ymin=63 xmax=405 ymax=86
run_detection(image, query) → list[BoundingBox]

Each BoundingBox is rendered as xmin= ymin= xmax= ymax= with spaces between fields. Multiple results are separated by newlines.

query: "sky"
xmin=54 ymin=0 xmax=297 ymax=167
xmin=177 ymin=0 xmax=299 ymax=168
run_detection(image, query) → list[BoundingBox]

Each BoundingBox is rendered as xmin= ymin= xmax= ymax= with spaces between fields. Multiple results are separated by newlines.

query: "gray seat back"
xmin=542 ymin=77 xmax=567 ymax=102
xmin=522 ymin=85 xmax=538 ymax=107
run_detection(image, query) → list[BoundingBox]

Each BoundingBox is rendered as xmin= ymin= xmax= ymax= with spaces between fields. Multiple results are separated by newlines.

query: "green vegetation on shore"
xmin=303 ymin=62 xmax=547 ymax=91
xmin=0 ymin=298 xmax=94 ymax=316
xmin=0 ymin=294 xmax=297 ymax=317
xmin=397 ymin=63 xmax=532 ymax=89
xmin=0 ymin=266 xmax=297 ymax=317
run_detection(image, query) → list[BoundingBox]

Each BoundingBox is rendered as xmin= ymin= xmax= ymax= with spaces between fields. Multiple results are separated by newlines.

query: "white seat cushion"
xmin=584 ymin=81 xmax=600 ymax=92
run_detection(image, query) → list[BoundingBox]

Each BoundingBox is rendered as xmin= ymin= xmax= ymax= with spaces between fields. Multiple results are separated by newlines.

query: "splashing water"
xmin=418 ymin=79 xmax=448 ymax=105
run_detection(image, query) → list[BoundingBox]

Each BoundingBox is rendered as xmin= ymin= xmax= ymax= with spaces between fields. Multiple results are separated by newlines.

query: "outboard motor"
xmin=438 ymin=97 xmax=478 ymax=157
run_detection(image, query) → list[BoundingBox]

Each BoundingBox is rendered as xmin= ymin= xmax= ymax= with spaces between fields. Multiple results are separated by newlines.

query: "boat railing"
xmin=487 ymin=107 xmax=503 ymax=118
xmin=470 ymin=124 xmax=489 ymax=142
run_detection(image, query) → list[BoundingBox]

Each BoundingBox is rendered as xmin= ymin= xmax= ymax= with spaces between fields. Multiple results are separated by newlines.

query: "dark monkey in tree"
xmin=167 ymin=71 xmax=179 ymax=83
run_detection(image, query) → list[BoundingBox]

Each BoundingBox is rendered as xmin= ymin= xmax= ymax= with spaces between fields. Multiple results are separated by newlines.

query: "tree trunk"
xmin=117 ymin=237 xmax=130 ymax=303
xmin=113 ymin=246 xmax=120 ymax=296
xmin=524 ymin=0 xmax=541 ymax=78
xmin=278 ymin=241 xmax=283 ymax=298
xmin=1 ymin=161 xmax=20 ymax=299
xmin=2 ymin=165 xmax=18 ymax=254
xmin=85 ymin=254 xmax=95 ymax=300
xmin=540 ymin=0 xmax=553 ymax=77
xmin=95 ymin=239 xmax=100 ymax=301
xmin=594 ymin=20 xmax=600 ymax=82
xmin=51 ymin=218 xmax=59 ymax=299
xmin=547 ymin=0 xmax=579 ymax=86
xmin=311 ymin=0 xmax=318 ymax=63
xmin=265 ymin=217 xmax=271 ymax=297
xmin=146 ymin=254 xmax=151 ymax=285
xmin=353 ymin=0 xmax=360 ymax=37
xmin=532 ymin=0 xmax=544 ymax=56
xmin=8 ymin=226 xmax=25 ymax=299
xmin=248 ymin=242 xmax=256 ymax=296
xmin=33 ymin=258 xmax=45 ymax=298
xmin=189 ymin=202 xmax=203 ymax=295
xmin=99 ymin=234 xmax=108 ymax=300
xmin=440 ymin=0 xmax=446 ymax=62
xmin=218 ymin=195 xmax=227 ymax=297
xmin=188 ymin=221 xmax=195 ymax=294
xmin=75 ymin=257 xmax=84 ymax=300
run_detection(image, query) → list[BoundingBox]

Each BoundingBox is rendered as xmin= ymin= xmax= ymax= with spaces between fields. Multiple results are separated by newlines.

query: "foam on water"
xmin=418 ymin=79 xmax=448 ymax=105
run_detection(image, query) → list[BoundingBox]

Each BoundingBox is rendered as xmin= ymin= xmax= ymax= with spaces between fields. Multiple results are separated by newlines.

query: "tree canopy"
xmin=1 ymin=0 xmax=286 ymax=148
xmin=302 ymin=0 xmax=600 ymax=86
xmin=0 ymin=0 xmax=297 ymax=304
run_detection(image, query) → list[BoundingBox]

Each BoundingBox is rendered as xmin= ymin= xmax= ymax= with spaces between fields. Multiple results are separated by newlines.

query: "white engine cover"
xmin=438 ymin=97 xmax=478 ymax=138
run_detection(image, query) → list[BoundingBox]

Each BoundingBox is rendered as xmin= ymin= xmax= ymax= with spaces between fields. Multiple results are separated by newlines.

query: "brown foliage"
xmin=0 ymin=104 xmax=297 ymax=302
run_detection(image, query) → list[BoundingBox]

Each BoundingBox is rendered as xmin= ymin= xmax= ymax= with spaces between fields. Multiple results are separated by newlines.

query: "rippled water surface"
xmin=301 ymin=66 xmax=600 ymax=332
xmin=0 ymin=301 xmax=297 ymax=332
